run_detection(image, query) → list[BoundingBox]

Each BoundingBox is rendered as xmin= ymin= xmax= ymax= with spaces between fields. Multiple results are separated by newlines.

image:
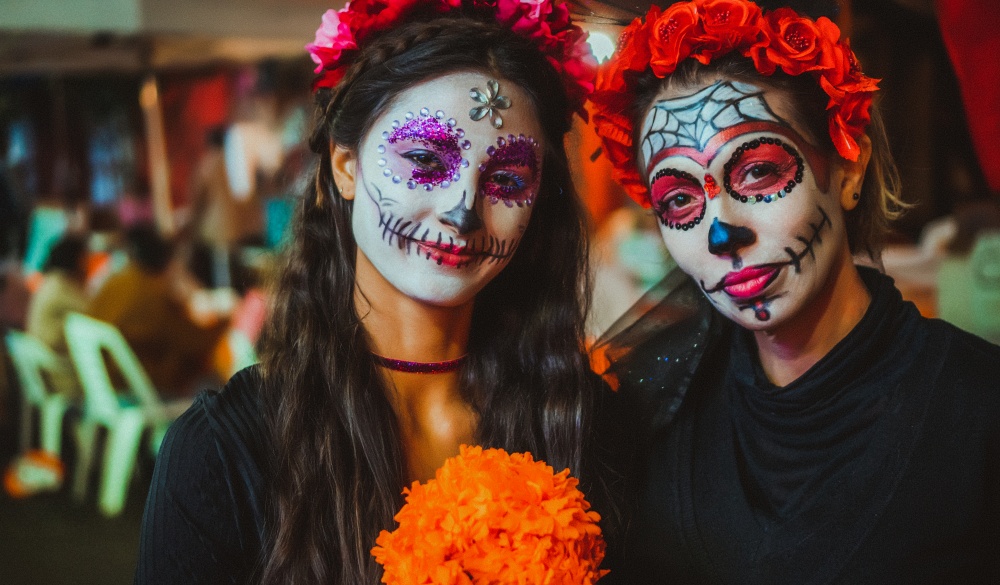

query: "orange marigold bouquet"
xmin=371 ymin=445 xmax=608 ymax=584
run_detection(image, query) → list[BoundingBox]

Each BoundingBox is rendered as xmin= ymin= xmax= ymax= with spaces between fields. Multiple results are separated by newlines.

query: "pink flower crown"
xmin=306 ymin=0 xmax=597 ymax=119
xmin=590 ymin=0 xmax=879 ymax=206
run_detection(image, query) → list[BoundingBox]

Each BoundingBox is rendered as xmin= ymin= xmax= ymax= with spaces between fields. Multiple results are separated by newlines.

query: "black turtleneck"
xmin=613 ymin=268 xmax=1000 ymax=585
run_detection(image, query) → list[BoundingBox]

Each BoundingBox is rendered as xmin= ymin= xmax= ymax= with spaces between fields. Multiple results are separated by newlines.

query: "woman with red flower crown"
xmin=591 ymin=0 xmax=1000 ymax=583
xmin=134 ymin=1 xmax=615 ymax=583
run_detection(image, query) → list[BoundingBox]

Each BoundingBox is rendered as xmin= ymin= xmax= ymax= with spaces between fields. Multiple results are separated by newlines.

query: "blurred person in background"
xmin=88 ymin=224 xmax=226 ymax=398
xmin=25 ymin=235 xmax=90 ymax=398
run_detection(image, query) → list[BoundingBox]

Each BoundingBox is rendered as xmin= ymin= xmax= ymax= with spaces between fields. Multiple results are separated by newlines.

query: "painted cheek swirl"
xmin=379 ymin=109 xmax=472 ymax=191
xmin=723 ymin=137 xmax=804 ymax=204
xmin=650 ymin=168 xmax=706 ymax=231
xmin=479 ymin=134 xmax=540 ymax=207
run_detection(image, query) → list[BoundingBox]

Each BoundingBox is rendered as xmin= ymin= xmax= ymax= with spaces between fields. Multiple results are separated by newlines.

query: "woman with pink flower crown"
xmin=590 ymin=0 xmax=1000 ymax=583
xmin=134 ymin=1 xmax=616 ymax=583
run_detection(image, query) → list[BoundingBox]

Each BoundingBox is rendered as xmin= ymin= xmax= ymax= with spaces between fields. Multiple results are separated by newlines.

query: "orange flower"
xmin=372 ymin=445 xmax=608 ymax=584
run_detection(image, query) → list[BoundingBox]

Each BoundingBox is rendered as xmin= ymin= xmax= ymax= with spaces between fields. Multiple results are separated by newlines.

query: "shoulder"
xmin=137 ymin=367 xmax=269 ymax=584
xmin=165 ymin=366 xmax=268 ymax=464
xmin=924 ymin=319 xmax=1000 ymax=392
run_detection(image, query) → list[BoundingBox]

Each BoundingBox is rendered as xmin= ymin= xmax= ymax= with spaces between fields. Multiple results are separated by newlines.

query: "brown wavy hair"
xmin=629 ymin=54 xmax=906 ymax=259
xmin=257 ymin=17 xmax=598 ymax=584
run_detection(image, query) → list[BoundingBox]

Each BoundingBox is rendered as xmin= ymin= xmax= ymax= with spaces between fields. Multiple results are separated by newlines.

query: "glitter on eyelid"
xmin=387 ymin=116 xmax=463 ymax=185
xmin=487 ymin=134 xmax=538 ymax=173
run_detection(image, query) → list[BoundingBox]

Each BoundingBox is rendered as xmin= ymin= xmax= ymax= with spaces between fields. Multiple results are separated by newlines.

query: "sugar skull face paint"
xmin=640 ymin=78 xmax=847 ymax=331
xmin=480 ymin=134 xmax=540 ymax=207
xmin=351 ymin=72 xmax=544 ymax=308
xmin=380 ymin=110 xmax=470 ymax=190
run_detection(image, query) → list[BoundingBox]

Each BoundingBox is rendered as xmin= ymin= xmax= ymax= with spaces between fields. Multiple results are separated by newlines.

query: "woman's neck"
xmin=753 ymin=250 xmax=871 ymax=387
xmin=354 ymin=251 xmax=476 ymax=482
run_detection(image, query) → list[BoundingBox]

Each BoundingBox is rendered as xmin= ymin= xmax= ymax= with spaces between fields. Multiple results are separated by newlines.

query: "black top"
xmin=135 ymin=367 xmax=270 ymax=585
xmin=605 ymin=268 xmax=1000 ymax=584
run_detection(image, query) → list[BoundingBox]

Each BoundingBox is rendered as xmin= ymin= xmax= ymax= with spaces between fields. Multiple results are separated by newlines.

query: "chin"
xmin=395 ymin=278 xmax=482 ymax=308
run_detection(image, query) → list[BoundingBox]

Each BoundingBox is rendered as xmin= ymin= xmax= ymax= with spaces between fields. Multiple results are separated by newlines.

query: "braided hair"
xmin=258 ymin=17 xmax=596 ymax=584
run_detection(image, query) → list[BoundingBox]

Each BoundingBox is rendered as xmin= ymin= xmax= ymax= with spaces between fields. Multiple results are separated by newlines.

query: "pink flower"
xmin=305 ymin=8 xmax=357 ymax=74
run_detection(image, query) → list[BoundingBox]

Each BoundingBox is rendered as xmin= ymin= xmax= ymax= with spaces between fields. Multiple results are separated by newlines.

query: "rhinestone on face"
xmin=377 ymin=158 xmax=386 ymax=166
xmin=382 ymin=168 xmax=392 ymax=177
xmin=392 ymin=175 xmax=402 ymax=184
xmin=461 ymin=140 xmax=471 ymax=150
xmin=447 ymin=118 xmax=457 ymax=127
xmin=376 ymin=145 xmax=386 ymax=154
xmin=419 ymin=107 xmax=430 ymax=116
xmin=441 ymin=180 xmax=451 ymax=188
xmin=391 ymin=120 xmax=400 ymax=129
xmin=456 ymin=129 xmax=465 ymax=138
xmin=404 ymin=112 xmax=414 ymax=120
xmin=461 ymin=159 xmax=470 ymax=168
xmin=423 ymin=184 xmax=433 ymax=191
xmin=435 ymin=110 xmax=445 ymax=119
xmin=407 ymin=180 xmax=417 ymax=190
xmin=381 ymin=131 xmax=389 ymax=140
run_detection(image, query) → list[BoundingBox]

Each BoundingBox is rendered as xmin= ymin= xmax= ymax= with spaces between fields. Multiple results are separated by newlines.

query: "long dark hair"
xmin=630 ymin=54 xmax=905 ymax=259
xmin=257 ymin=17 xmax=597 ymax=584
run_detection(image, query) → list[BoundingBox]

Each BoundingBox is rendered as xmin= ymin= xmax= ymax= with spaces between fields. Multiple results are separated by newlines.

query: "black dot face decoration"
xmin=649 ymin=168 xmax=706 ymax=231
xmin=723 ymin=137 xmax=804 ymax=205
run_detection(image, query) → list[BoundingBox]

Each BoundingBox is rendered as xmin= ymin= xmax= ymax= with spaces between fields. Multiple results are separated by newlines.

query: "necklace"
xmin=372 ymin=354 xmax=467 ymax=374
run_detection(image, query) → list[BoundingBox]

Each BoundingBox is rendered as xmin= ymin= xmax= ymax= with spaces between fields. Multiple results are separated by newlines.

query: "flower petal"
xmin=491 ymin=113 xmax=503 ymax=129
xmin=493 ymin=95 xmax=512 ymax=109
xmin=486 ymin=79 xmax=499 ymax=98
xmin=470 ymin=88 xmax=489 ymax=104
xmin=470 ymin=106 xmax=489 ymax=121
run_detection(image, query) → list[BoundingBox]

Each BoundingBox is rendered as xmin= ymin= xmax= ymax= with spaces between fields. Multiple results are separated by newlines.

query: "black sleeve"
xmin=134 ymin=390 xmax=263 ymax=585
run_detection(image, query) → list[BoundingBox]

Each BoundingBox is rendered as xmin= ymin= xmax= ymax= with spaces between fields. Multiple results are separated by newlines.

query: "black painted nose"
xmin=440 ymin=190 xmax=483 ymax=235
xmin=708 ymin=217 xmax=756 ymax=257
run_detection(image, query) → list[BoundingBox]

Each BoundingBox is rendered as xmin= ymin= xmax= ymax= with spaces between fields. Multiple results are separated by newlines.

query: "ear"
xmin=838 ymin=134 xmax=872 ymax=212
xmin=330 ymin=141 xmax=358 ymax=201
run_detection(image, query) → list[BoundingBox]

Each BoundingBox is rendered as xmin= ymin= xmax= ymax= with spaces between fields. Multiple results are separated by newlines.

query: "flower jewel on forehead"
xmin=305 ymin=0 xmax=598 ymax=119
xmin=589 ymin=0 xmax=880 ymax=206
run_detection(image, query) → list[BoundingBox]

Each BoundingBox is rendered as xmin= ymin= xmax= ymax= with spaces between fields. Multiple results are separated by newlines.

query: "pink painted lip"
xmin=417 ymin=241 xmax=479 ymax=268
xmin=720 ymin=265 xmax=781 ymax=300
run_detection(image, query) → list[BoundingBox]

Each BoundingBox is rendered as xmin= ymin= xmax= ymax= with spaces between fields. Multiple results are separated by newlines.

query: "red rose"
xmin=597 ymin=9 xmax=656 ymax=94
xmin=698 ymin=0 xmax=763 ymax=50
xmin=758 ymin=7 xmax=827 ymax=76
xmin=649 ymin=2 xmax=701 ymax=76
xmin=826 ymin=89 xmax=873 ymax=161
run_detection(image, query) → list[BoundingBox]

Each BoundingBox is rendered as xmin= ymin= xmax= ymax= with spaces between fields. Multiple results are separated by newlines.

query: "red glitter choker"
xmin=373 ymin=354 xmax=467 ymax=374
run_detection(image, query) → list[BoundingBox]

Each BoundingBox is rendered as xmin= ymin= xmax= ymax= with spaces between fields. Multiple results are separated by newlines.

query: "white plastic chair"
xmin=63 ymin=312 xmax=191 ymax=517
xmin=4 ymin=330 xmax=76 ymax=457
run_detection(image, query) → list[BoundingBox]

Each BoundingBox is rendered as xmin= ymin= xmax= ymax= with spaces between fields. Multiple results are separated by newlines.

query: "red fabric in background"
xmin=160 ymin=73 xmax=232 ymax=208
xmin=936 ymin=0 xmax=1000 ymax=191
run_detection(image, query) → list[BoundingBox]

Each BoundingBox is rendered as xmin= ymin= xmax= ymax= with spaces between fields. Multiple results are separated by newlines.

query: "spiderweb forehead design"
xmin=640 ymin=81 xmax=783 ymax=166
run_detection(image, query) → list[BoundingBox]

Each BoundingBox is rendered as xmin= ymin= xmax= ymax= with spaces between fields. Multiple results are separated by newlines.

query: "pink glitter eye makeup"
xmin=478 ymin=134 xmax=539 ymax=207
xmin=723 ymin=137 xmax=804 ymax=204
xmin=649 ymin=168 xmax=706 ymax=230
xmin=379 ymin=108 xmax=471 ymax=191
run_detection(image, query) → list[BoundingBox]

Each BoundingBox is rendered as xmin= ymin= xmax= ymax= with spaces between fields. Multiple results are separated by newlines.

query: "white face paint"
xmin=352 ymin=71 xmax=544 ymax=307
xmin=640 ymin=78 xmax=848 ymax=331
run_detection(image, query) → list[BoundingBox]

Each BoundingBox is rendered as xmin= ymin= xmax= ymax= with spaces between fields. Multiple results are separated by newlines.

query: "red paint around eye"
xmin=726 ymin=141 xmax=803 ymax=200
xmin=650 ymin=168 xmax=706 ymax=230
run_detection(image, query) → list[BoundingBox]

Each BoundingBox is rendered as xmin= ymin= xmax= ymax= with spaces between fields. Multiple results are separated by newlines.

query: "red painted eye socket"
xmin=650 ymin=168 xmax=706 ymax=230
xmin=723 ymin=139 xmax=805 ymax=202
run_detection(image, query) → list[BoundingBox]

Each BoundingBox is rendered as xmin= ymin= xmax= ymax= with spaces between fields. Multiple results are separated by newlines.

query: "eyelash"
xmin=402 ymin=149 xmax=445 ymax=170
xmin=488 ymin=170 xmax=527 ymax=193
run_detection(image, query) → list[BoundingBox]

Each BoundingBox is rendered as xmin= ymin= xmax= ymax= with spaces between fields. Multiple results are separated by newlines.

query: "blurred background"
xmin=1 ymin=0 xmax=998 ymax=582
